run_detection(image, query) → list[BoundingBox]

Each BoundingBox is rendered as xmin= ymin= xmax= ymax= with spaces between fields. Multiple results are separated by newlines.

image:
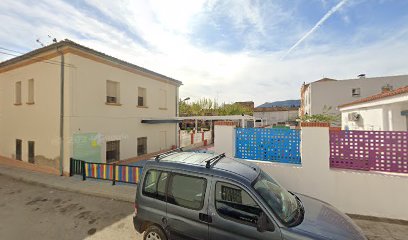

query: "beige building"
xmin=300 ymin=75 xmax=408 ymax=117
xmin=0 ymin=40 xmax=182 ymax=175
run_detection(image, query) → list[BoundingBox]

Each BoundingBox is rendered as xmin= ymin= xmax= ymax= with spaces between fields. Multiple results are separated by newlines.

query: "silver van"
xmin=133 ymin=150 xmax=366 ymax=240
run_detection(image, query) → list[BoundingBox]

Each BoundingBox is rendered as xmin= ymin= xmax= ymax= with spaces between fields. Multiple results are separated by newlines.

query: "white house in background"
xmin=0 ymin=39 xmax=182 ymax=175
xmin=339 ymin=85 xmax=408 ymax=131
xmin=300 ymin=75 xmax=408 ymax=117
xmin=253 ymin=107 xmax=299 ymax=126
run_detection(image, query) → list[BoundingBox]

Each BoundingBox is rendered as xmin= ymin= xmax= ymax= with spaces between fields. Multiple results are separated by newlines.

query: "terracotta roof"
xmin=339 ymin=85 xmax=408 ymax=108
xmin=0 ymin=39 xmax=182 ymax=86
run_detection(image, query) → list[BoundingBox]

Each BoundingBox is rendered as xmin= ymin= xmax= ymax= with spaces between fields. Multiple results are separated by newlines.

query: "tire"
xmin=143 ymin=225 xmax=167 ymax=240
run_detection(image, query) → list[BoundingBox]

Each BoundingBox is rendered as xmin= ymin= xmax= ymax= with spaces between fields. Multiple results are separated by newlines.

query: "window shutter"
xmin=28 ymin=79 xmax=34 ymax=103
xmin=107 ymin=81 xmax=116 ymax=97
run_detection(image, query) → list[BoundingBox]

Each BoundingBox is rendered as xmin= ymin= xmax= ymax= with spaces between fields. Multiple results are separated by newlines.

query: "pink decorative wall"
xmin=330 ymin=130 xmax=408 ymax=173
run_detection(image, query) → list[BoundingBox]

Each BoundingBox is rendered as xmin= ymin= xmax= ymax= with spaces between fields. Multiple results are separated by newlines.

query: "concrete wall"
xmin=179 ymin=130 xmax=213 ymax=148
xmin=0 ymin=57 xmax=61 ymax=168
xmin=304 ymin=75 xmax=408 ymax=116
xmin=341 ymin=94 xmax=408 ymax=131
xmin=214 ymin=126 xmax=408 ymax=220
xmin=341 ymin=107 xmax=384 ymax=130
xmin=253 ymin=110 xmax=298 ymax=125
xmin=214 ymin=124 xmax=235 ymax=157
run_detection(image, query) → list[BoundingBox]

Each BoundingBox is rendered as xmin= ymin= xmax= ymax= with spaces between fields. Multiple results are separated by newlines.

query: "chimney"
xmin=381 ymin=84 xmax=393 ymax=93
xmin=357 ymin=74 xmax=366 ymax=79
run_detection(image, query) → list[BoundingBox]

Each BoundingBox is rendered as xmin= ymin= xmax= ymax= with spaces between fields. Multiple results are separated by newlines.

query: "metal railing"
xmin=69 ymin=158 xmax=143 ymax=185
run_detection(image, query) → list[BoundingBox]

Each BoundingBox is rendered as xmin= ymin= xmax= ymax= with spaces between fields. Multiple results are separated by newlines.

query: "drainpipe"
xmin=57 ymin=46 xmax=65 ymax=176
xmin=176 ymin=86 xmax=179 ymax=147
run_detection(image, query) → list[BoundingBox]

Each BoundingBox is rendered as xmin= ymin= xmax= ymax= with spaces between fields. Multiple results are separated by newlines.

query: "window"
xmin=106 ymin=140 xmax=120 ymax=163
xmin=142 ymin=170 xmax=168 ymax=201
xmin=215 ymin=182 xmax=261 ymax=226
xmin=168 ymin=174 xmax=206 ymax=210
xmin=138 ymin=87 xmax=146 ymax=107
xmin=28 ymin=141 xmax=35 ymax=164
xmin=352 ymin=88 xmax=360 ymax=97
xmin=106 ymin=80 xmax=120 ymax=104
xmin=159 ymin=89 xmax=167 ymax=109
xmin=28 ymin=79 xmax=34 ymax=104
xmin=16 ymin=139 xmax=22 ymax=161
xmin=137 ymin=137 xmax=147 ymax=156
xmin=253 ymin=170 xmax=298 ymax=224
xmin=15 ymin=81 xmax=22 ymax=105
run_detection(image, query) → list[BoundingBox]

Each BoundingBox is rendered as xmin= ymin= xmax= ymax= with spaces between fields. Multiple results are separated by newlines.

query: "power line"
xmin=0 ymin=46 xmax=74 ymax=68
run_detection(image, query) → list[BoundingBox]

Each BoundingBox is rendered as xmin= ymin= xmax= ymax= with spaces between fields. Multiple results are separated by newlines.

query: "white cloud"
xmin=1 ymin=0 xmax=408 ymax=107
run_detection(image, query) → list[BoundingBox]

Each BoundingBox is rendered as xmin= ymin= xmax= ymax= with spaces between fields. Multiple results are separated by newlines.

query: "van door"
xmin=208 ymin=179 xmax=282 ymax=240
xmin=138 ymin=169 xmax=169 ymax=231
xmin=165 ymin=172 xmax=210 ymax=240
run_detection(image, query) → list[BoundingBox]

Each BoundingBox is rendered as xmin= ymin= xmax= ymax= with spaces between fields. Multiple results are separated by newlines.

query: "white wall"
xmin=341 ymin=107 xmax=384 ymax=130
xmin=214 ymin=125 xmax=235 ymax=157
xmin=253 ymin=110 xmax=298 ymax=125
xmin=305 ymin=75 xmax=408 ymax=116
xmin=214 ymin=126 xmax=408 ymax=220
xmin=341 ymin=100 xmax=408 ymax=131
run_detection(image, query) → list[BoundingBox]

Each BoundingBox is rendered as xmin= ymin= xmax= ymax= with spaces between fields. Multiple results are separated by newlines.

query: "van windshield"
xmin=253 ymin=170 xmax=298 ymax=224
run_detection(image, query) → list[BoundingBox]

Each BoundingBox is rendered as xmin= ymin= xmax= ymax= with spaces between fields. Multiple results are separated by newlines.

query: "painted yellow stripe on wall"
xmin=85 ymin=163 xmax=89 ymax=176
xmin=115 ymin=166 xmax=119 ymax=181
xmin=103 ymin=165 xmax=106 ymax=179
xmin=93 ymin=164 xmax=97 ymax=177
xmin=126 ymin=166 xmax=129 ymax=182
xmin=136 ymin=168 xmax=139 ymax=183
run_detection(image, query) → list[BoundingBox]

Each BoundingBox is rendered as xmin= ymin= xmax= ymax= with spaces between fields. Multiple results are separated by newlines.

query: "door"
xmin=28 ymin=141 xmax=35 ymax=164
xmin=159 ymin=131 xmax=167 ymax=150
xmin=16 ymin=139 xmax=22 ymax=160
xmin=138 ymin=169 xmax=169 ymax=231
xmin=166 ymin=172 xmax=210 ymax=240
xmin=208 ymin=179 xmax=281 ymax=240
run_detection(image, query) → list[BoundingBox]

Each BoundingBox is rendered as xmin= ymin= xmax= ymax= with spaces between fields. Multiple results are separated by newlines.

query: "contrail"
xmin=281 ymin=0 xmax=350 ymax=60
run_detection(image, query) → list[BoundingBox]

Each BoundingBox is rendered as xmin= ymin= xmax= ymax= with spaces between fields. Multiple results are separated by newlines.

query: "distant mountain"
xmin=256 ymin=99 xmax=300 ymax=108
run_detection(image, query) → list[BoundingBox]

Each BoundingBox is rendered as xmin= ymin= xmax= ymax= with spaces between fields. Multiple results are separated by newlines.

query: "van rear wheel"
xmin=144 ymin=225 xmax=167 ymax=240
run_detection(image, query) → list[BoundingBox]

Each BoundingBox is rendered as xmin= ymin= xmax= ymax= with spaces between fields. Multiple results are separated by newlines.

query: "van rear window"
xmin=167 ymin=174 xmax=206 ymax=210
xmin=142 ymin=170 xmax=168 ymax=201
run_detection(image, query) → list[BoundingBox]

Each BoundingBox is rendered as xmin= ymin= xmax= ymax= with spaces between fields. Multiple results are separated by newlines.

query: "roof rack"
xmin=155 ymin=148 xmax=183 ymax=162
xmin=204 ymin=153 xmax=226 ymax=168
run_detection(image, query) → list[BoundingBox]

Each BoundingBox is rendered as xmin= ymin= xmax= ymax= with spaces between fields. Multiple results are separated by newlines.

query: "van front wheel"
xmin=144 ymin=225 xmax=167 ymax=240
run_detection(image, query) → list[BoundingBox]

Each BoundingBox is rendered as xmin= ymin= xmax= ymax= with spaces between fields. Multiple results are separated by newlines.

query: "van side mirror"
xmin=257 ymin=212 xmax=275 ymax=232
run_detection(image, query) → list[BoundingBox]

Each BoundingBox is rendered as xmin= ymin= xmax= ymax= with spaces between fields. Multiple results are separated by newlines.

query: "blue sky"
xmin=1 ymin=0 xmax=408 ymax=105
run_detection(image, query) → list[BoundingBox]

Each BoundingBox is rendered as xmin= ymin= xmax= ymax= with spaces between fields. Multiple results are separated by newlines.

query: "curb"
xmin=0 ymin=169 xmax=134 ymax=203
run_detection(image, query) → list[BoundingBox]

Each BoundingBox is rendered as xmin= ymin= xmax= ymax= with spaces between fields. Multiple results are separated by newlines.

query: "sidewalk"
xmin=0 ymin=160 xmax=136 ymax=203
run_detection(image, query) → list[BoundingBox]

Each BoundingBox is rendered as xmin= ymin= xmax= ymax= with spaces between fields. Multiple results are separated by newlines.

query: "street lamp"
xmin=180 ymin=97 xmax=190 ymax=103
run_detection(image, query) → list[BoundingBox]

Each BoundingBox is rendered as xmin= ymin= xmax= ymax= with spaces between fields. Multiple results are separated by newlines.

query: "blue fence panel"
xmin=235 ymin=128 xmax=301 ymax=164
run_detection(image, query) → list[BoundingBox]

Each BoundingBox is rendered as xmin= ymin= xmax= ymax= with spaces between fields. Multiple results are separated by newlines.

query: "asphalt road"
xmin=0 ymin=175 xmax=141 ymax=240
xmin=1 ymin=174 xmax=407 ymax=240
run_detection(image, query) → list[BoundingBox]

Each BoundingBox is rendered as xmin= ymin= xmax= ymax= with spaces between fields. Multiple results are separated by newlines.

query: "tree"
xmin=299 ymin=105 xmax=340 ymax=123
xmin=179 ymin=98 xmax=253 ymax=116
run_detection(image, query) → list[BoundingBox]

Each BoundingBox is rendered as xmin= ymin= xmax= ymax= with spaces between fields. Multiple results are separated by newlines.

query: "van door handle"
xmin=199 ymin=213 xmax=212 ymax=223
